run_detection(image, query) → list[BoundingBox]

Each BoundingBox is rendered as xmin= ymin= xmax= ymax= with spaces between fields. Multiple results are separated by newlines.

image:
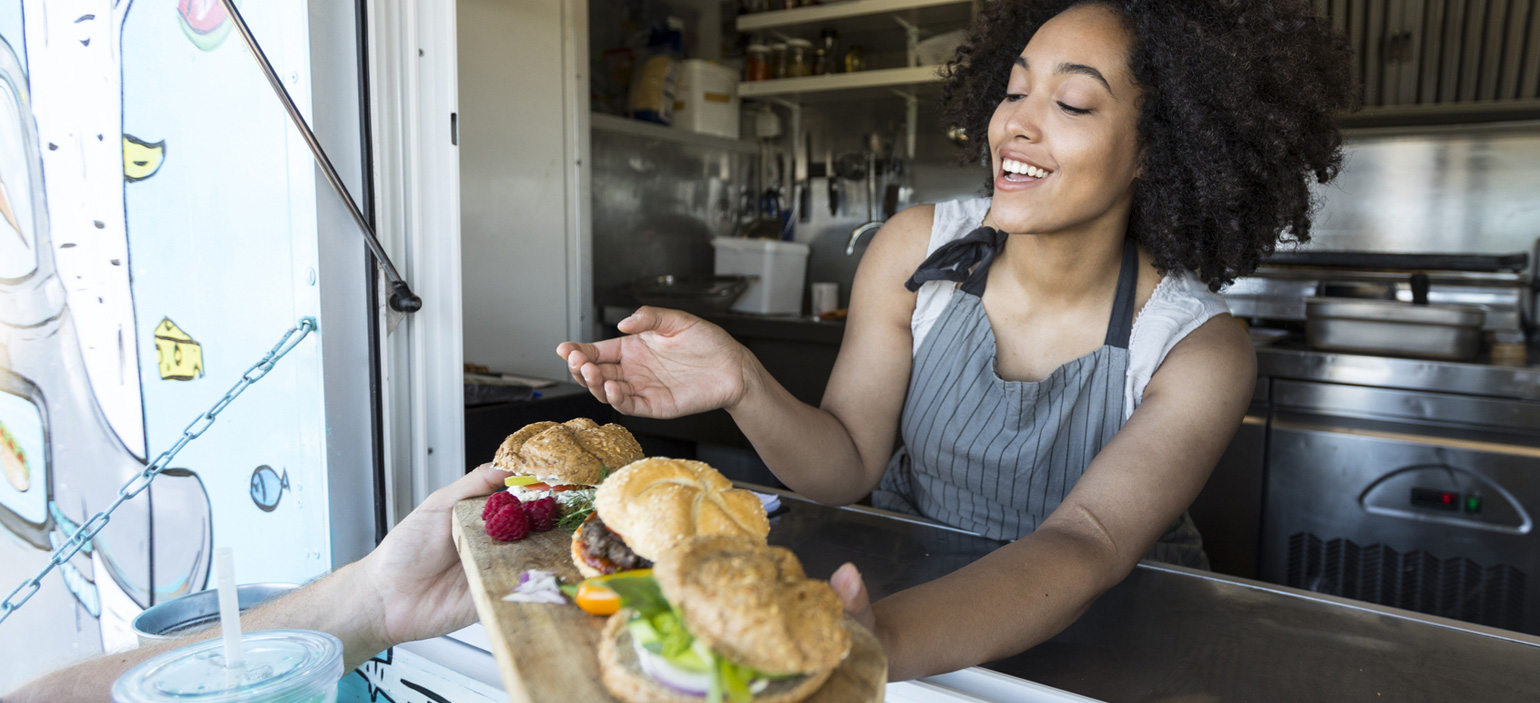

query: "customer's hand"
xmin=832 ymin=562 xmax=878 ymax=636
xmin=558 ymin=307 xmax=754 ymax=418
xmin=358 ymin=463 xmax=506 ymax=650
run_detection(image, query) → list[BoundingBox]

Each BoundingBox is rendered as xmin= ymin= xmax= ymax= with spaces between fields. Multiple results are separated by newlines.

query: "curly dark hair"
xmin=941 ymin=0 xmax=1358 ymax=290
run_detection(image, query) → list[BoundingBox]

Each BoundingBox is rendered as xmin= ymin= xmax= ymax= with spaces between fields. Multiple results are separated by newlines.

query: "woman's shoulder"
xmin=1126 ymin=269 xmax=1242 ymax=409
xmin=866 ymin=197 xmax=990 ymax=265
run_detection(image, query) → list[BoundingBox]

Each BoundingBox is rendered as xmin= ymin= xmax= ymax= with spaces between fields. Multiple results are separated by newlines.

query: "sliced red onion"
xmin=632 ymin=634 xmax=710 ymax=696
xmin=503 ymin=569 xmax=565 ymax=604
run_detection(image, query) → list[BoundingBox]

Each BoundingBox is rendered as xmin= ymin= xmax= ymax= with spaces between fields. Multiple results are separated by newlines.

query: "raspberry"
xmin=482 ymin=490 xmax=518 ymax=520
xmin=523 ymin=496 xmax=558 ymax=532
xmin=485 ymin=502 xmax=530 ymax=541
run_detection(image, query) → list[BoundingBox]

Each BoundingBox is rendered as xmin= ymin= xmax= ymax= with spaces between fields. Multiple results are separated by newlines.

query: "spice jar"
xmin=813 ymin=29 xmax=839 ymax=75
xmin=770 ymin=42 xmax=788 ymax=79
xmin=843 ymin=45 xmax=867 ymax=73
xmin=786 ymin=38 xmax=813 ymax=77
xmin=745 ymin=44 xmax=769 ymax=81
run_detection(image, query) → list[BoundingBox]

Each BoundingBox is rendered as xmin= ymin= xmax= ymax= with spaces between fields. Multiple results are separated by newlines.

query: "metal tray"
xmin=1305 ymin=297 xmax=1486 ymax=360
xmin=621 ymin=274 xmax=750 ymax=313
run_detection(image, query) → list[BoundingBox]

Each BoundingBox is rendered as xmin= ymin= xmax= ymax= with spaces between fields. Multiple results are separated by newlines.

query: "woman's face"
xmin=986 ymin=4 xmax=1143 ymax=237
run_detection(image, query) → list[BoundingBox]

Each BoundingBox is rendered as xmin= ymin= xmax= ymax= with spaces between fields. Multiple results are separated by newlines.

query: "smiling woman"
xmin=943 ymin=0 xmax=1358 ymax=290
xmin=558 ymin=0 xmax=1356 ymax=683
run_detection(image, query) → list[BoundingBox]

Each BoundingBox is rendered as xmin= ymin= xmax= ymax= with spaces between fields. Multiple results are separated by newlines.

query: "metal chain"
xmin=0 ymin=317 xmax=318 ymax=625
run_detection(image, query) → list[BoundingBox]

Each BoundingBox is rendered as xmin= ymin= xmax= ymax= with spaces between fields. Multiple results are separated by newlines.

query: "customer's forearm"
xmin=5 ymin=563 xmax=385 ymax=703
xmin=727 ymin=355 xmax=880 ymax=505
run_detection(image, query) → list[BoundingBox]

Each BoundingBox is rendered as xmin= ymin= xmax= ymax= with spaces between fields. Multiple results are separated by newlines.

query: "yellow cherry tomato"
xmin=574 ymin=582 xmax=622 ymax=615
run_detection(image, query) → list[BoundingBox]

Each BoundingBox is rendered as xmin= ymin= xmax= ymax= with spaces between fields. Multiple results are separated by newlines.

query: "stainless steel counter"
xmin=759 ymin=488 xmax=1540 ymax=702
xmin=1256 ymin=344 xmax=1540 ymax=400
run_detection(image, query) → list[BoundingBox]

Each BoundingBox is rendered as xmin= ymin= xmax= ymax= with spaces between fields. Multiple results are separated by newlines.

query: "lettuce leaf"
xmin=606 ymin=573 xmax=670 ymax=618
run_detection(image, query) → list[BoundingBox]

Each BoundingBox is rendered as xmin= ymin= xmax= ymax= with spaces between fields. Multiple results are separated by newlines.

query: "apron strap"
xmin=1103 ymin=237 xmax=1139 ymax=349
xmin=903 ymin=226 xmax=1007 ymax=297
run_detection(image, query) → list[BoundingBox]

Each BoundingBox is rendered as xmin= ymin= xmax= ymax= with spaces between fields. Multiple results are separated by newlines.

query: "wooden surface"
xmin=451 ymin=496 xmax=887 ymax=703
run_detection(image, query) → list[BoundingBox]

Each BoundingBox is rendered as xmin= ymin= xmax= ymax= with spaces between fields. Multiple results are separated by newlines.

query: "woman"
xmin=560 ymin=0 xmax=1355 ymax=681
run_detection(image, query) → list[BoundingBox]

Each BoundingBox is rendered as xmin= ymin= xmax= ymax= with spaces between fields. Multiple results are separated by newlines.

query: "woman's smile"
xmin=995 ymin=150 xmax=1054 ymax=192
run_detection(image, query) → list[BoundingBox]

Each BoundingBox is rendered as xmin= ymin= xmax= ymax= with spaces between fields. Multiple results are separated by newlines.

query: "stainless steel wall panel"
xmin=1306 ymin=129 xmax=1540 ymax=257
xmin=1398 ymin=0 xmax=1426 ymax=104
xmin=1500 ymin=0 xmax=1534 ymax=98
xmin=1367 ymin=0 xmax=1390 ymax=105
xmin=1460 ymin=0 xmax=1488 ymax=100
xmin=1352 ymin=0 xmax=1371 ymax=104
xmin=1479 ymin=0 xmax=1510 ymax=99
xmin=1442 ymin=0 xmax=1469 ymax=102
xmin=1421 ymin=0 xmax=1446 ymax=103
xmin=589 ymin=128 xmax=757 ymax=306
xmin=1523 ymin=0 xmax=1540 ymax=98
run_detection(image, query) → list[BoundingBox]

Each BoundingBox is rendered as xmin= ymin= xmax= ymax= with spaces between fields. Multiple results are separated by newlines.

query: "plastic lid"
xmin=747 ymin=44 xmax=769 ymax=53
xmin=786 ymin=38 xmax=813 ymax=48
xmin=112 ymin=630 xmax=343 ymax=703
xmin=770 ymin=42 xmax=787 ymax=49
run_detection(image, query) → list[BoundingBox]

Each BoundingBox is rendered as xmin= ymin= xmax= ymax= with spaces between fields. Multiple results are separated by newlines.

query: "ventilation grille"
xmin=1286 ymin=532 xmax=1528 ymax=632
xmin=1314 ymin=0 xmax=1540 ymax=107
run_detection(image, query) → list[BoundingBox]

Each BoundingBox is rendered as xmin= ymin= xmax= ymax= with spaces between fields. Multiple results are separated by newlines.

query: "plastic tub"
xmin=712 ymin=238 xmax=810 ymax=315
xmin=673 ymin=59 xmax=740 ymax=139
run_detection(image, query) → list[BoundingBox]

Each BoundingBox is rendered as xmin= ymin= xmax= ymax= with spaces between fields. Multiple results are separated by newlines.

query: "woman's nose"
xmin=1001 ymin=97 xmax=1043 ymax=143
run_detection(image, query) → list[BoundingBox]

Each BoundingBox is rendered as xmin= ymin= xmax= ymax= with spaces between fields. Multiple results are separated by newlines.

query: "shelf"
xmin=737 ymin=0 xmax=972 ymax=34
xmin=737 ymin=64 xmax=942 ymax=101
xmin=589 ymin=113 xmax=758 ymax=153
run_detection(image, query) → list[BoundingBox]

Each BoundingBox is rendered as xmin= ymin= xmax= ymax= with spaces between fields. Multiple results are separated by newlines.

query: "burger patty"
xmin=578 ymin=513 xmax=652 ymax=573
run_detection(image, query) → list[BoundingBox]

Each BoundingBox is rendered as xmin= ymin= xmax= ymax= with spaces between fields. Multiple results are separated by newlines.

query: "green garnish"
xmin=607 ymin=573 xmax=670 ymax=618
xmin=557 ymin=503 xmax=596 ymax=531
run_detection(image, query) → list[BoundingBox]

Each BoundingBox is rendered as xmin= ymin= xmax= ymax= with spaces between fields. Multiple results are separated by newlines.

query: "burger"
xmin=491 ymin=418 xmax=644 ymax=521
xmin=571 ymin=457 xmax=769 ymax=579
xmin=597 ymin=535 xmax=852 ymax=703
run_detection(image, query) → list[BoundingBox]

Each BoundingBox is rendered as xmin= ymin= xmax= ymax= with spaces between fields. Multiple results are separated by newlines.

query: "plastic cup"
xmin=112 ymin=629 xmax=343 ymax=703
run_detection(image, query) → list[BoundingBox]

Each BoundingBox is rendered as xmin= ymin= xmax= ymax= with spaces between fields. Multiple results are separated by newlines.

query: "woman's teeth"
xmin=1001 ymin=158 xmax=1049 ymax=180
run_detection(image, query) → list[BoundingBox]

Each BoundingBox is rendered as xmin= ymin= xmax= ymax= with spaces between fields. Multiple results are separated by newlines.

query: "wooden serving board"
xmin=451 ymin=496 xmax=887 ymax=703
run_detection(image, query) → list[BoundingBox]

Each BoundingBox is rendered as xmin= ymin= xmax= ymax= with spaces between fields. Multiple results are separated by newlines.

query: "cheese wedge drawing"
xmin=154 ymin=317 xmax=204 ymax=381
xmin=123 ymin=135 xmax=165 ymax=182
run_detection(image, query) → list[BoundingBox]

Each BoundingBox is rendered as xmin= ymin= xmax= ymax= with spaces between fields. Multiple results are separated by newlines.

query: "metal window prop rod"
xmin=220 ymin=0 xmax=422 ymax=313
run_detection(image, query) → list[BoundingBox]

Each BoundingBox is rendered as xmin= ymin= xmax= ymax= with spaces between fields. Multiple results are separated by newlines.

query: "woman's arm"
xmin=850 ymin=314 xmax=1256 ymax=680
xmin=560 ymin=205 xmax=933 ymax=505
xmin=727 ymin=205 xmax=933 ymax=504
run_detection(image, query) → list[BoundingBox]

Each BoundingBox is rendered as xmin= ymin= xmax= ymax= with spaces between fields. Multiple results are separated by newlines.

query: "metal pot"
xmin=131 ymin=582 xmax=298 ymax=645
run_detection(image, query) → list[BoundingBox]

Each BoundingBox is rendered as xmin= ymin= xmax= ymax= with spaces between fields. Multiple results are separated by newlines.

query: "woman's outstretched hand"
xmin=557 ymin=307 xmax=753 ymax=418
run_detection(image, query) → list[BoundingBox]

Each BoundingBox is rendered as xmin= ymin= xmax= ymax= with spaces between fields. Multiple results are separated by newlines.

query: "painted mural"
xmin=0 ymin=0 xmax=334 ymax=690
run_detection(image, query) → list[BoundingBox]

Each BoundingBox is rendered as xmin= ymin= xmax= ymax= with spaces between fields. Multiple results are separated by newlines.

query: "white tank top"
xmin=911 ymin=198 xmax=1233 ymax=421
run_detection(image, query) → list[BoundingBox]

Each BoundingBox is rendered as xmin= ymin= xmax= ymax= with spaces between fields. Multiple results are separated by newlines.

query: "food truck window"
xmin=0 ymin=0 xmax=376 ymax=687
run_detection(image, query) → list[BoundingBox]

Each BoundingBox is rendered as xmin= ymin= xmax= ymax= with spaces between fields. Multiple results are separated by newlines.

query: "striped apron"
xmin=872 ymin=226 xmax=1206 ymax=567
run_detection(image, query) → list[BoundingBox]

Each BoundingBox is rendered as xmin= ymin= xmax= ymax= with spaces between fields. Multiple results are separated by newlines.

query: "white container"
xmin=712 ymin=238 xmax=810 ymax=315
xmin=673 ymin=59 xmax=740 ymax=139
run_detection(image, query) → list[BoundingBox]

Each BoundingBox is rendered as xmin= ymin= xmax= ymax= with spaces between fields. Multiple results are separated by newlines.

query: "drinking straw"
xmin=214 ymin=547 xmax=244 ymax=669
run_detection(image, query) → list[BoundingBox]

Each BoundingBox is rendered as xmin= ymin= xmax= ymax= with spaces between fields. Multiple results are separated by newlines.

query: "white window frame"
xmin=365 ymin=0 xmax=465 ymax=520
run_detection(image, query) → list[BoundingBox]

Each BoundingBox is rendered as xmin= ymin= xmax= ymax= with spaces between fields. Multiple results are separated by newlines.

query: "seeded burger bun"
xmin=491 ymin=418 xmax=643 ymax=485
xmin=571 ymin=458 xmax=770 ymax=579
xmin=598 ymin=535 xmax=852 ymax=703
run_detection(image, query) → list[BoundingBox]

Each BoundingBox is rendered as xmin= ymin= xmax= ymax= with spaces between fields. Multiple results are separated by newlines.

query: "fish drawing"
xmin=249 ymin=465 xmax=289 ymax=512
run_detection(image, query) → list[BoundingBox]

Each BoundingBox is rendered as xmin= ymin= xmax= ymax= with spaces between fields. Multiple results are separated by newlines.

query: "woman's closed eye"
xmin=1057 ymin=101 xmax=1091 ymax=115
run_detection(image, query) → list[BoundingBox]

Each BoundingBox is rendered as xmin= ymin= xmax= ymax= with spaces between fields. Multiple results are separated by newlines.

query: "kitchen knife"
xmin=826 ymin=149 xmax=839 ymax=216
xmin=797 ymin=131 xmax=810 ymax=223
